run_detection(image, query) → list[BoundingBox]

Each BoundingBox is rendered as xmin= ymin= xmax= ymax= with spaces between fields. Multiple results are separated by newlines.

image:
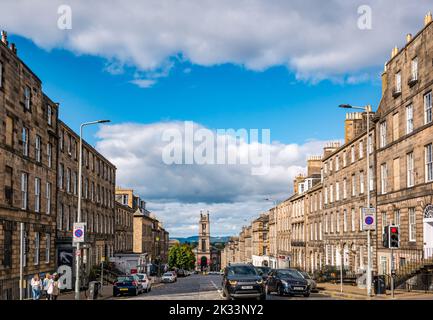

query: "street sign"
xmin=362 ymin=207 xmax=376 ymax=230
xmin=73 ymin=222 xmax=86 ymax=243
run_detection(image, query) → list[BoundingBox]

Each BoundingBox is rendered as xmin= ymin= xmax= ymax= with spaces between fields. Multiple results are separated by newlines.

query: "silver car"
xmin=300 ymin=271 xmax=318 ymax=292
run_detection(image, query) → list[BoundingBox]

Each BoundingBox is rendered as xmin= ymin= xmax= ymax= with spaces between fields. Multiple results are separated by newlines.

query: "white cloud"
xmin=95 ymin=121 xmax=334 ymax=237
xmin=0 ymin=0 xmax=431 ymax=83
xmin=129 ymin=79 xmax=156 ymax=88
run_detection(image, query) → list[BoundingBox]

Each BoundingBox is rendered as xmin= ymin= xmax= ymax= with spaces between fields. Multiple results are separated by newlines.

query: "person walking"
xmin=31 ymin=274 xmax=42 ymax=300
xmin=42 ymin=273 xmax=51 ymax=300
xmin=49 ymin=273 xmax=60 ymax=300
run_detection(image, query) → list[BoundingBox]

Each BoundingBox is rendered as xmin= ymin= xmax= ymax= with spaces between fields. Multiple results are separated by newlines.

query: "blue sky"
xmin=10 ymin=34 xmax=382 ymax=146
xmin=2 ymin=0 xmax=430 ymax=236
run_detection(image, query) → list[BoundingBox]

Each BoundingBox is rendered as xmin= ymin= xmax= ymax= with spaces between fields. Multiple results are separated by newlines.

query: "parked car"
xmin=299 ymin=271 xmax=318 ymax=292
xmin=136 ymin=273 xmax=152 ymax=293
xmin=113 ymin=275 xmax=142 ymax=297
xmin=177 ymin=269 xmax=186 ymax=277
xmin=254 ymin=266 xmax=272 ymax=280
xmin=222 ymin=264 xmax=266 ymax=300
xmin=161 ymin=272 xmax=177 ymax=283
xmin=266 ymin=269 xmax=310 ymax=297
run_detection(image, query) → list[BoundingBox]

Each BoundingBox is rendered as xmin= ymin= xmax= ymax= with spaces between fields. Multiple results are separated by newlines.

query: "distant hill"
xmin=171 ymin=236 xmax=231 ymax=244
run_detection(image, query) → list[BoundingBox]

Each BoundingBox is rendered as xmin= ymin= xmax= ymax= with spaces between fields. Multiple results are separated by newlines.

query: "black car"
xmin=222 ymin=264 xmax=266 ymax=300
xmin=113 ymin=275 xmax=142 ymax=297
xmin=266 ymin=269 xmax=310 ymax=297
xmin=255 ymin=266 xmax=272 ymax=280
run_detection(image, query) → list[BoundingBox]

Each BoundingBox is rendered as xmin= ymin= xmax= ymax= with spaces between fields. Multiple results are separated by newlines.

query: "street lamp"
xmin=74 ymin=119 xmax=110 ymax=300
xmin=338 ymin=104 xmax=373 ymax=297
xmin=265 ymin=197 xmax=278 ymax=268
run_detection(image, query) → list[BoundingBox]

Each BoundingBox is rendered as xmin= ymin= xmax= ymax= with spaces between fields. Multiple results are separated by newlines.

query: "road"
xmin=111 ymin=274 xmax=338 ymax=300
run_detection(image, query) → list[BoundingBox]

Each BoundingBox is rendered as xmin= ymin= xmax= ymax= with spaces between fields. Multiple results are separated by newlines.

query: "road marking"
xmin=210 ymin=280 xmax=224 ymax=299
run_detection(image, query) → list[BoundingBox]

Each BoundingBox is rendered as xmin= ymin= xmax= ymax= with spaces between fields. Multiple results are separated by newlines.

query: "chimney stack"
xmin=391 ymin=46 xmax=398 ymax=58
xmin=406 ymin=33 xmax=413 ymax=43
xmin=344 ymin=112 xmax=364 ymax=143
xmin=9 ymin=43 xmax=17 ymax=55
xmin=307 ymin=155 xmax=322 ymax=176
xmin=425 ymin=11 xmax=432 ymax=26
xmin=1 ymin=31 xmax=8 ymax=45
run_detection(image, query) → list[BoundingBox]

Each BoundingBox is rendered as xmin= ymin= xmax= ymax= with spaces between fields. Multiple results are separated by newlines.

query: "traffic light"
xmin=383 ymin=226 xmax=389 ymax=248
xmin=389 ymin=225 xmax=400 ymax=248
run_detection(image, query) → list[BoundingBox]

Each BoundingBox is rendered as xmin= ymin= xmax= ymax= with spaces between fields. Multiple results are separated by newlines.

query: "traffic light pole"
xmin=391 ymin=248 xmax=395 ymax=298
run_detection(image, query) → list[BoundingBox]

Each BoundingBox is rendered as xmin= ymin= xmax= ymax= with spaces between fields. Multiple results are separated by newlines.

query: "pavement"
xmin=318 ymin=282 xmax=433 ymax=300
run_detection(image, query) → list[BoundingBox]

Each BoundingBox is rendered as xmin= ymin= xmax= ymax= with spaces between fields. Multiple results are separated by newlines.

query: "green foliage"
xmin=168 ymin=244 xmax=196 ymax=270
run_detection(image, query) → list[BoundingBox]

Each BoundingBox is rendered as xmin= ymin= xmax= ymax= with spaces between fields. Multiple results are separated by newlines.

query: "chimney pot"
xmin=1 ymin=31 xmax=8 ymax=45
xmin=406 ymin=33 xmax=413 ymax=43
xmin=425 ymin=11 xmax=432 ymax=26
xmin=10 ymin=43 xmax=17 ymax=54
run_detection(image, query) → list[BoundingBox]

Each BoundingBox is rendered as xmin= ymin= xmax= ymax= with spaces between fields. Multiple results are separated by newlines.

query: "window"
xmin=59 ymin=130 xmax=64 ymax=151
xmin=359 ymin=208 xmax=363 ymax=231
xmin=47 ymin=105 xmax=52 ymax=126
xmin=335 ymin=155 xmax=339 ymax=171
xmin=22 ymin=127 xmax=29 ymax=156
xmin=351 ymin=208 xmax=356 ymax=232
xmin=23 ymin=231 xmax=27 ymax=267
xmin=335 ymin=182 xmax=340 ymax=201
xmin=343 ymin=151 xmax=347 ymax=167
xmin=324 ymin=187 xmax=328 ymax=204
xmin=425 ymin=92 xmax=432 ymax=125
xmin=66 ymin=168 xmax=71 ymax=193
xmin=45 ymin=234 xmax=50 ymax=263
xmin=343 ymin=209 xmax=347 ymax=232
xmin=58 ymin=204 xmax=63 ymax=231
xmin=24 ymin=86 xmax=31 ymax=110
xmin=35 ymin=135 xmax=41 ymax=162
xmin=351 ymin=145 xmax=355 ymax=163
xmin=0 ymin=61 xmax=3 ymax=88
xmin=406 ymin=105 xmax=414 ymax=134
xmin=382 ymin=212 xmax=387 ymax=229
xmin=393 ymin=113 xmax=399 ymax=141
xmin=369 ymin=166 xmax=374 ymax=191
xmin=35 ymin=177 xmax=41 ymax=213
xmin=47 ymin=143 xmax=52 ymax=168
xmin=393 ymin=158 xmax=400 ymax=191
xmin=360 ymin=171 xmax=364 ymax=194
xmin=3 ymin=227 xmax=12 ymax=268
xmin=395 ymin=72 xmax=401 ymax=93
xmin=72 ymin=171 xmax=77 ymax=195
xmin=351 ymin=174 xmax=356 ymax=196
xmin=34 ymin=232 xmax=40 ymax=265
xmin=5 ymin=115 xmax=13 ymax=146
xmin=393 ymin=210 xmax=400 ymax=225
xmin=46 ymin=182 xmax=51 ymax=214
xmin=359 ymin=140 xmax=364 ymax=159
xmin=21 ymin=172 xmax=28 ymax=210
xmin=67 ymin=134 xmax=72 ymax=155
xmin=58 ymin=164 xmax=64 ymax=189
xmin=407 ymin=152 xmax=414 ymax=187
xmin=411 ymin=57 xmax=418 ymax=81
xmin=325 ymin=214 xmax=328 ymax=233
xmin=5 ymin=166 xmax=13 ymax=206
xmin=330 ymin=184 xmax=333 ymax=203
xmin=409 ymin=208 xmax=416 ymax=242
xmin=368 ymin=133 xmax=373 ymax=154
xmin=330 ymin=213 xmax=334 ymax=233
xmin=343 ymin=178 xmax=347 ymax=199
xmin=426 ymin=144 xmax=433 ymax=182
xmin=381 ymin=163 xmax=388 ymax=194
xmin=380 ymin=122 xmax=387 ymax=148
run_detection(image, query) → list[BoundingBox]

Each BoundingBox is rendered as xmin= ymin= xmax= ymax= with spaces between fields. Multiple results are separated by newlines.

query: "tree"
xmin=168 ymin=244 xmax=196 ymax=270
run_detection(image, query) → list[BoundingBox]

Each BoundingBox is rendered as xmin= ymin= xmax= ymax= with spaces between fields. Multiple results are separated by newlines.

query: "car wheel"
xmin=134 ymin=288 xmax=138 ymax=296
xmin=258 ymin=294 xmax=266 ymax=301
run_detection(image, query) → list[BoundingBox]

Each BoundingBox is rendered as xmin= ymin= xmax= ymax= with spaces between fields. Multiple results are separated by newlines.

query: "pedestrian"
xmin=49 ymin=273 xmax=60 ymax=300
xmin=31 ymin=274 xmax=42 ymax=300
xmin=42 ymin=273 xmax=51 ymax=300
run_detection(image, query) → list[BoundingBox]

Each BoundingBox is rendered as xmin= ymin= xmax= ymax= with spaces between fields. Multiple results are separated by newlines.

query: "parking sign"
xmin=362 ymin=207 xmax=376 ymax=230
xmin=73 ymin=222 xmax=86 ymax=243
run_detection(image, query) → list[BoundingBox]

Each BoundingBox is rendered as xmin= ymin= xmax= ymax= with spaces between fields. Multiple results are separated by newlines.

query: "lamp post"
xmin=74 ymin=119 xmax=110 ymax=300
xmin=265 ymin=197 xmax=278 ymax=268
xmin=339 ymin=104 xmax=373 ymax=297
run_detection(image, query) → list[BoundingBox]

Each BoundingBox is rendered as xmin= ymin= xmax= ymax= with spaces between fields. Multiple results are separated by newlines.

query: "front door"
xmin=423 ymin=204 xmax=433 ymax=259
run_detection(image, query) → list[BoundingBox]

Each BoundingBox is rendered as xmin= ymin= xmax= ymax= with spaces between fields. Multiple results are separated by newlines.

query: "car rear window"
xmin=228 ymin=266 xmax=257 ymax=276
xmin=163 ymin=273 xmax=173 ymax=276
xmin=117 ymin=276 xmax=134 ymax=282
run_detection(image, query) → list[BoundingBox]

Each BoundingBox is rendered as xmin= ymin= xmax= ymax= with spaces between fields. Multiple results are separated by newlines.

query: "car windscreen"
xmin=136 ymin=274 xmax=147 ymax=280
xmin=277 ymin=270 xmax=304 ymax=279
xmin=301 ymin=272 xmax=311 ymax=279
xmin=117 ymin=276 xmax=134 ymax=282
xmin=163 ymin=273 xmax=173 ymax=276
xmin=228 ymin=266 xmax=257 ymax=276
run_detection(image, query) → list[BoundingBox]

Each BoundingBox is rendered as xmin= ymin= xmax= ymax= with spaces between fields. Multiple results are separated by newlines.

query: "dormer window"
xmin=411 ymin=57 xmax=418 ymax=81
xmin=395 ymin=72 xmax=401 ymax=93
xmin=24 ymin=86 xmax=31 ymax=110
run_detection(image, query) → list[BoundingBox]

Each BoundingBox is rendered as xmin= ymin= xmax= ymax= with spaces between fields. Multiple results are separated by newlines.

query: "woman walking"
xmin=42 ymin=273 xmax=51 ymax=300
xmin=48 ymin=273 xmax=60 ymax=300
xmin=31 ymin=274 xmax=42 ymax=300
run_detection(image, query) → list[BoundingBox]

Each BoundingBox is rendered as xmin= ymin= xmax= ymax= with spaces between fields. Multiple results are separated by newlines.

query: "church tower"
xmin=197 ymin=210 xmax=211 ymax=271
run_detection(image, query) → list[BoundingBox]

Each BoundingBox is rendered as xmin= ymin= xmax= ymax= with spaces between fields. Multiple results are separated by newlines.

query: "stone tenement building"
xmin=375 ymin=12 xmax=433 ymax=275
xmin=56 ymin=120 xmax=116 ymax=286
xmin=0 ymin=32 xmax=59 ymax=299
xmin=114 ymin=202 xmax=134 ymax=254
xmin=251 ymin=213 xmax=269 ymax=267
xmin=224 ymin=14 xmax=433 ymax=287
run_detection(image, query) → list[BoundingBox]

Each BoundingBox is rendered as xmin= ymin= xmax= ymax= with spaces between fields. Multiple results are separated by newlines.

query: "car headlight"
xmin=229 ymin=280 xmax=238 ymax=286
xmin=256 ymin=279 xmax=263 ymax=285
